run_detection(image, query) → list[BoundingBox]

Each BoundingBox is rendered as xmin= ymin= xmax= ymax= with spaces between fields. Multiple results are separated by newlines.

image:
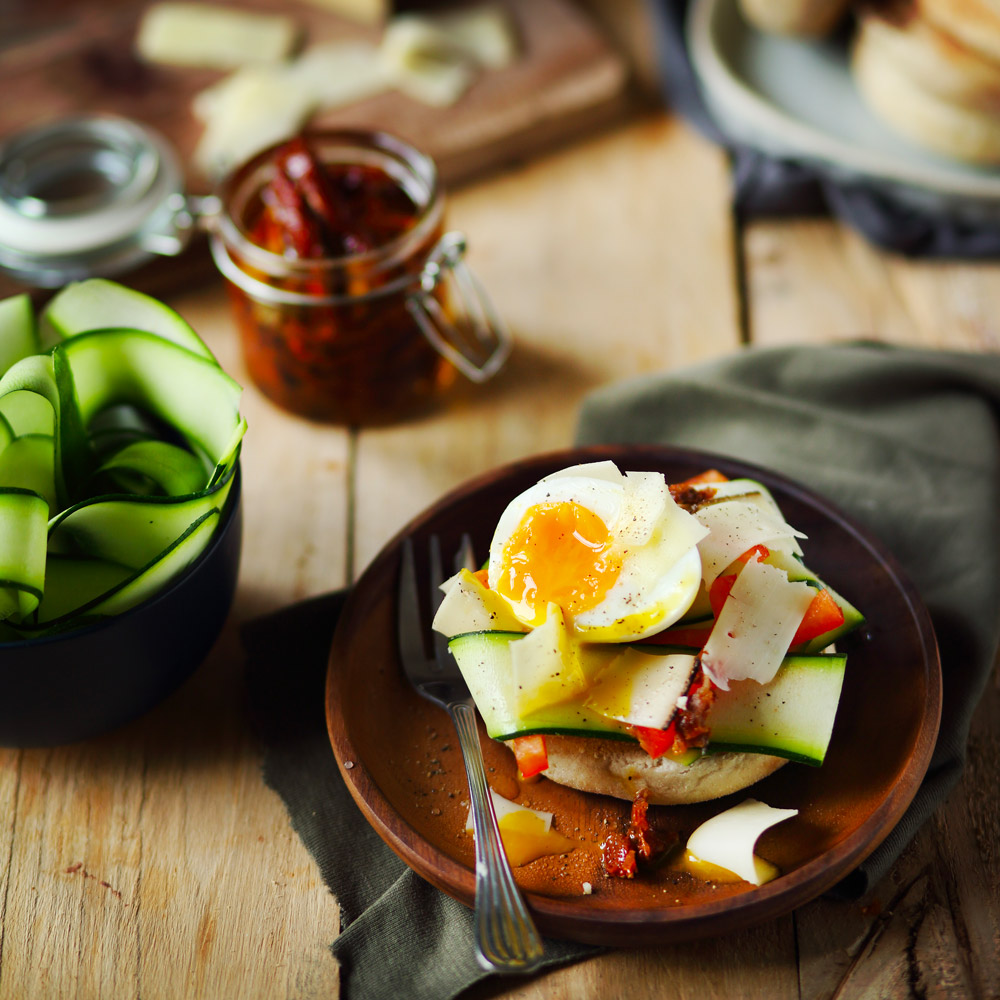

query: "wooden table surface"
xmin=3 ymin=5 xmax=1000 ymax=999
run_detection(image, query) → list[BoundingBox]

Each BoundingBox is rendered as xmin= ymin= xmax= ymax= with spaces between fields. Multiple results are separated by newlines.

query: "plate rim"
xmin=325 ymin=444 xmax=942 ymax=945
xmin=687 ymin=0 xmax=1000 ymax=205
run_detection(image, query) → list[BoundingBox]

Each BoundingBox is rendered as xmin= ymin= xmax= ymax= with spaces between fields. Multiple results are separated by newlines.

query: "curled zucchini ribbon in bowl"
xmin=0 ymin=280 xmax=246 ymax=637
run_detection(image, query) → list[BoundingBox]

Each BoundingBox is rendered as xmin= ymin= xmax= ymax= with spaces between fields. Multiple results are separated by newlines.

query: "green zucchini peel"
xmin=0 ymin=280 xmax=246 ymax=635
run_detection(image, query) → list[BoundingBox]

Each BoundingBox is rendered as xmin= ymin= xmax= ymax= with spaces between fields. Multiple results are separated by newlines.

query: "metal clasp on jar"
xmin=407 ymin=231 xmax=510 ymax=384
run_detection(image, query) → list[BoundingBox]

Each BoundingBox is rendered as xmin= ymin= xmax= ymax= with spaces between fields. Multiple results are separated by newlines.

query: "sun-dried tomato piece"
xmin=600 ymin=831 xmax=637 ymax=879
xmin=627 ymin=789 xmax=670 ymax=861
xmin=675 ymin=659 xmax=717 ymax=748
xmin=603 ymin=790 xmax=676 ymax=879
xmin=260 ymin=167 xmax=327 ymax=258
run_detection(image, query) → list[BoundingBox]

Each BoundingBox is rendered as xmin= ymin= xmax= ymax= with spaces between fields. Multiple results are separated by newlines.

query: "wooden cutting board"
xmin=0 ymin=0 xmax=630 ymax=193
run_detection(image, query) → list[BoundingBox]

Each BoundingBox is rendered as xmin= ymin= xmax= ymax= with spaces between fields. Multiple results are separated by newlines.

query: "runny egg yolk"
xmin=497 ymin=501 xmax=621 ymax=626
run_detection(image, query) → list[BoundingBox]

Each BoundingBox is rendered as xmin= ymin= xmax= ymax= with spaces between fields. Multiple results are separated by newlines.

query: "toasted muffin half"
xmin=519 ymin=734 xmax=788 ymax=806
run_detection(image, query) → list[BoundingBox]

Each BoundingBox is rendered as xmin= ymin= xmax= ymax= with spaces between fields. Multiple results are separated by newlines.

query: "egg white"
xmin=487 ymin=463 xmax=707 ymax=642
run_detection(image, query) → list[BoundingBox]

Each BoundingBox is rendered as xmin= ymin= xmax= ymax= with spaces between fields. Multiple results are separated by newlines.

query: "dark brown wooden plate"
xmin=325 ymin=445 xmax=941 ymax=946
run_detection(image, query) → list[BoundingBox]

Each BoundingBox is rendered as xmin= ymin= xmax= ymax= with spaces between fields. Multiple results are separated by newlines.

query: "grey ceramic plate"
xmin=688 ymin=0 xmax=1000 ymax=219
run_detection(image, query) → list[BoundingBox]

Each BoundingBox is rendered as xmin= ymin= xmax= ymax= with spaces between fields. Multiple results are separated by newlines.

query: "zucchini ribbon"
xmin=0 ymin=280 xmax=246 ymax=637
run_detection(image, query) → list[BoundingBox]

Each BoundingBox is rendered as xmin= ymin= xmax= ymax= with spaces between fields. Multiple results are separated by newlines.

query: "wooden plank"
xmin=743 ymin=220 xmax=1000 ymax=352
xmin=174 ymin=286 xmax=352 ymax=612
xmin=742 ymin=214 xmax=1000 ymax=1000
xmin=465 ymin=920 xmax=799 ymax=1000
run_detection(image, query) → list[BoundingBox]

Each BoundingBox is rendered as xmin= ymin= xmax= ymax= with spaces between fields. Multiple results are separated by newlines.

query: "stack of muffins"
xmin=738 ymin=0 xmax=1000 ymax=166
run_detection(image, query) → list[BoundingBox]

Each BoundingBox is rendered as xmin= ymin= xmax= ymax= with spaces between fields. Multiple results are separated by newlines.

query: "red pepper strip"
xmin=709 ymin=572 xmax=738 ymax=620
xmin=673 ymin=469 xmax=729 ymax=487
xmin=708 ymin=546 xmax=770 ymax=618
xmin=510 ymin=734 xmax=548 ymax=778
xmin=249 ymin=214 xmax=287 ymax=255
xmin=791 ymin=588 xmax=845 ymax=645
xmin=643 ymin=625 xmax=713 ymax=647
xmin=632 ymin=720 xmax=678 ymax=758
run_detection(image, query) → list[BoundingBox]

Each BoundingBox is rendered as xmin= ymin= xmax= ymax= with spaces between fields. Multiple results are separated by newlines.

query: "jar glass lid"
xmin=0 ymin=114 xmax=193 ymax=287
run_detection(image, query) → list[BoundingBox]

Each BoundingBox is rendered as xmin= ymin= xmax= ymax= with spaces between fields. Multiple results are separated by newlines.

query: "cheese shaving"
xmin=686 ymin=798 xmax=798 ymax=885
xmin=432 ymin=568 xmax=524 ymax=636
xmin=695 ymin=497 xmax=806 ymax=587
xmin=701 ymin=561 xmax=815 ymax=689
xmin=585 ymin=650 xmax=696 ymax=728
xmin=510 ymin=604 xmax=588 ymax=715
xmin=619 ymin=471 xmax=668 ymax=546
xmin=188 ymin=3 xmax=520 ymax=177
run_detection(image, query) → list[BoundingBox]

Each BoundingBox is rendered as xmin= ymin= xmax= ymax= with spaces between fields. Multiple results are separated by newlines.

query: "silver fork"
xmin=397 ymin=533 xmax=544 ymax=974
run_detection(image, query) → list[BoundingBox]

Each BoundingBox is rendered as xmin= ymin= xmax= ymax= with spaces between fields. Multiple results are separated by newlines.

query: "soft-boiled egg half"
xmin=486 ymin=461 xmax=708 ymax=642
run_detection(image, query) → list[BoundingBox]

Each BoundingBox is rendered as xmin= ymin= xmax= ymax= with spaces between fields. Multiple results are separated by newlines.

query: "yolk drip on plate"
xmin=678 ymin=850 xmax=780 ymax=886
xmin=469 ymin=790 xmax=580 ymax=867
xmin=496 ymin=810 xmax=579 ymax=867
xmin=496 ymin=501 xmax=622 ymax=627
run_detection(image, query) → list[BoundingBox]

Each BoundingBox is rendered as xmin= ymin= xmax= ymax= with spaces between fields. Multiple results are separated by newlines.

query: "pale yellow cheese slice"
xmin=585 ymin=649 xmax=696 ymax=729
xmin=378 ymin=16 xmax=479 ymax=107
xmin=432 ymin=568 xmax=525 ymax=637
xmin=695 ymin=497 xmax=806 ymax=587
xmin=136 ymin=3 xmax=299 ymax=69
xmin=193 ymin=67 xmax=317 ymax=178
xmin=510 ymin=604 xmax=588 ymax=716
xmin=432 ymin=3 xmax=519 ymax=69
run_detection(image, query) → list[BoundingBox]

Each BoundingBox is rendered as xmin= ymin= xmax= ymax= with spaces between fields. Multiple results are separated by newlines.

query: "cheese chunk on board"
xmin=137 ymin=3 xmax=299 ymax=69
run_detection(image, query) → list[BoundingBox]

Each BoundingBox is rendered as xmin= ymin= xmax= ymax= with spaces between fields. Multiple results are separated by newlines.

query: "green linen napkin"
xmin=244 ymin=341 xmax=999 ymax=996
xmin=575 ymin=341 xmax=1000 ymax=896
xmin=243 ymin=593 xmax=594 ymax=1000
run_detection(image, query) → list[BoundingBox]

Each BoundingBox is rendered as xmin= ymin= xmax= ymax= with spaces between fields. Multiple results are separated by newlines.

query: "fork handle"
xmin=449 ymin=701 xmax=545 ymax=974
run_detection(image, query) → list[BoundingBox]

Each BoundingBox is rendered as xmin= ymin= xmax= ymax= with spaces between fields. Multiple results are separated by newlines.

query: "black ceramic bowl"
xmin=0 ymin=469 xmax=243 ymax=747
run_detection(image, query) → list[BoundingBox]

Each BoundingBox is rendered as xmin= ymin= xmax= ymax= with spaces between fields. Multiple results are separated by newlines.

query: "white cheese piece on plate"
xmin=377 ymin=5 xmax=519 ymax=107
xmin=701 ymin=560 xmax=815 ymax=689
xmin=137 ymin=3 xmax=299 ymax=69
xmin=695 ymin=497 xmax=806 ymax=587
xmin=193 ymin=41 xmax=392 ymax=178
xmin=686 ymin=798 xmax=798 ymax=885
xmin=619 ymin=471 xmax=669 ymax=546
xmin=286 ymin=42 xmax=393 ymax=107
xmin=585 ymin=649 xmax=696 ymax=729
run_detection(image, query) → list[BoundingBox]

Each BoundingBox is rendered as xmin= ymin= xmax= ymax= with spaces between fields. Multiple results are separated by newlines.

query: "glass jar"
xmin=0 ymin=117 xmax=510 ymax=427
xmin=206 ymin=130 xmax=509 ymax=425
